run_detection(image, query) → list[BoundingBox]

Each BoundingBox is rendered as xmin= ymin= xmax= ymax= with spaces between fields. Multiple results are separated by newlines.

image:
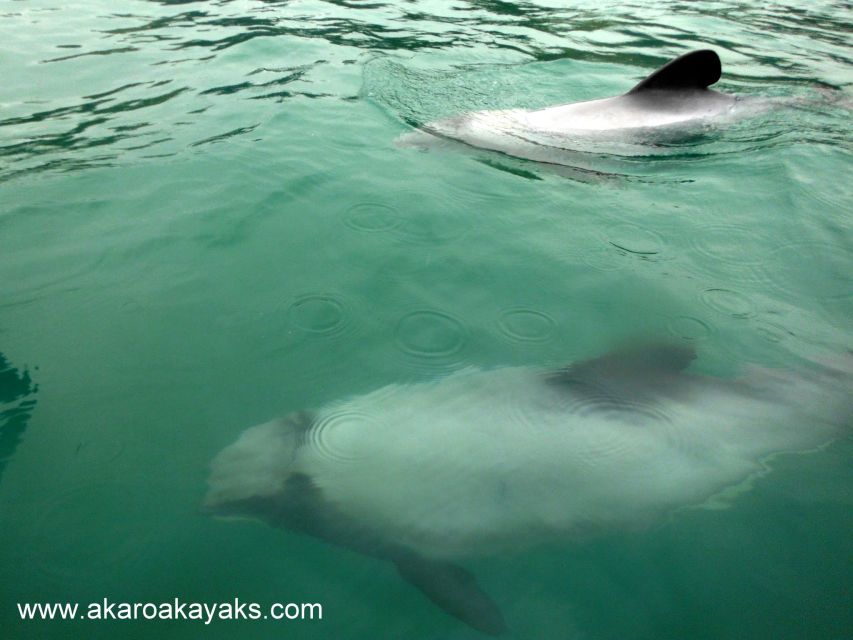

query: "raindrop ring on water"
xmin=668 ymin=315 xmax=713 ymax=341
xmin=700 ymin=288 xmax=755 ymax=319
xmin=344 ymin=203 xmax=401 ymax=233
xmin=607 ymin=223 xmax=665 ymax=257
xmin=309 ymin=410 xmax=374 ymax=463
xmin=498 ymin=308 xmax=556 ymax=343
xmin=395 ymin=310 xmax=467 ymax=358
xmin=288 ymin=294 xmax=347 ymax=335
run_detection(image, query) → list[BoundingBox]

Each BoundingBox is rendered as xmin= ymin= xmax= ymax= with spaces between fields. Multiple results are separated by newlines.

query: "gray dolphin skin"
xmin=203 ymin=343 xmax=852 ymax=635
xmin=397 ymin=49 xmax=759 ymax=163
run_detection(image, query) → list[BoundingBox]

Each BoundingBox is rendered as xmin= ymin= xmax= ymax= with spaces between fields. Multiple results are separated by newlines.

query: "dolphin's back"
xmin=292 ymin=346 xmax=850 ymax=559
xmin=522 ymin=88 xmax=736 ymax=133
xmin=407 ymin=49 xmax=747 ymax=158
xmin=524 ymin=48 xmax=731 ymax=131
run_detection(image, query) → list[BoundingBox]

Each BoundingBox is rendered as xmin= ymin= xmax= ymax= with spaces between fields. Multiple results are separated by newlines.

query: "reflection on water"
xmin=1 ymin=0 xmax=849 ymax=182
xmin=0 ymin=353 xmax=38 ymax=483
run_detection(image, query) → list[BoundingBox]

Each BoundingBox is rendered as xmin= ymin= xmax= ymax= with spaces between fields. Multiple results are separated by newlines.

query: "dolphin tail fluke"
xmin=628 ymin=49 xmax=722 ymax=93
xmin=393 ymin=553 xmax=507 ymax=636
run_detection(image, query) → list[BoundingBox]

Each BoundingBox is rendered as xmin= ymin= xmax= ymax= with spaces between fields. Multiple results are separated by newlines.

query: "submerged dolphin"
xmin=204 ymin=343 xmax=851 ymax=635
xmin=398 ymin=49 xmax=761 ymax=163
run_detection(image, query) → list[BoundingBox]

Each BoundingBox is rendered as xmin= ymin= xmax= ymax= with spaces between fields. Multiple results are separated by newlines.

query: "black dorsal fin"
xmin=628 ymin=50 xmax=721 ymax=94
xmin=547 ymin=342 xmax=697 ymax=407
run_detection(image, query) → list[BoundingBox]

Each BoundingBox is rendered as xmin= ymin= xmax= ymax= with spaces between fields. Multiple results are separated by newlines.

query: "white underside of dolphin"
xmin=204 ymin=343 xmax=851 ymax=635
xmin=397 ymin=49 xmax=762 ymax=162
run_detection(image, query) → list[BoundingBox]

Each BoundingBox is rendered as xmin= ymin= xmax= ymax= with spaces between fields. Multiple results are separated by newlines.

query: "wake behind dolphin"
xmin=397 ymin=49 xmax=768 ymax=164
xmin=204 ymin=343 xmax=852 ymax=635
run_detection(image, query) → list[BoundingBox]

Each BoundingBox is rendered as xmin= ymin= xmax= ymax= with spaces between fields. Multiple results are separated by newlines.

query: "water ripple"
xmin=309 ymin=410 xmax=375 ymax=464
xmin=497 ymin=308 xmax=557 ymax=343
xmin=288 ymin=293 xmax=356 ymax=339
xmin=344 ymin=202 xmax=402 ymax=233
xmin=690 ymin=224 xmax=774 ymax=277
xmin=667 ymin=315 xmax=714 ymax=341
xmin=342 ymin=191 xmax=470 ymax=244
xmin=700 ymin=288 xmax=756 ymax=319
xmin=42 ymin=46 xmax=139 ymax=64
xmin=393 ymin=201 xmax=471 ymax=244
xmin=565 ymin=401 xmax=674 ymax=469
xmin=394 ymin=309 xmax=468 ymax=374
xmin=755 ymin=320 xmax=796 ymax=344
xmin=760 ymin=242 xmax=853 ymax=302
xmin=1 ymin=0 xmax=850 ymax=182
xmin=607 ymin=223 xmax=667 ymax=259
xmin=23 ymin=481 xmax=156 ymax=589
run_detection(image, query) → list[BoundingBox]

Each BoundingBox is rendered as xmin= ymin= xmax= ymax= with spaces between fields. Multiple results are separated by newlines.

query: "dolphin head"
xmin=202 ymin=418 xmax=299 ymax=519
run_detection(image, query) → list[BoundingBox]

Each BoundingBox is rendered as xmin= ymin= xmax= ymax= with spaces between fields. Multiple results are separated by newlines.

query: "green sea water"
xmin=1 ymin=1 xmax=851 ymax=638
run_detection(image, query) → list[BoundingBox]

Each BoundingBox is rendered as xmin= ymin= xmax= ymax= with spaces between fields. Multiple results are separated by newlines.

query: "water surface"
xmin=0 ymin=1 xmax=851 ymax=638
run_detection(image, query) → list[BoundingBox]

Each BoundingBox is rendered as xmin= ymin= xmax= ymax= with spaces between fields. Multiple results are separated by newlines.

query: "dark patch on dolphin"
xmin=627 ymin=49 xmax=721 ymax=93
xmin=205 ymin=453 xmax=506 ymax=634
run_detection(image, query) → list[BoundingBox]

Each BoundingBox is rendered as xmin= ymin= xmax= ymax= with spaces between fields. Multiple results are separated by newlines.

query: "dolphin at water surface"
xmin=203 ymin=342 xmax=852 ymax=635
xmin=397 ymin=49 xmax=767 ymax=163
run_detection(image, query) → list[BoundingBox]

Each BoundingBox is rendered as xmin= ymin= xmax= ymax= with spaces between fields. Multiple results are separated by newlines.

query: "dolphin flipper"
xmin=393 ymin=553 xmax=506 ymax=636
xmin=629 ymin=49 xmax=722 ymax=93
xmin=272 ymin=473 xmax=507 ymax=635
